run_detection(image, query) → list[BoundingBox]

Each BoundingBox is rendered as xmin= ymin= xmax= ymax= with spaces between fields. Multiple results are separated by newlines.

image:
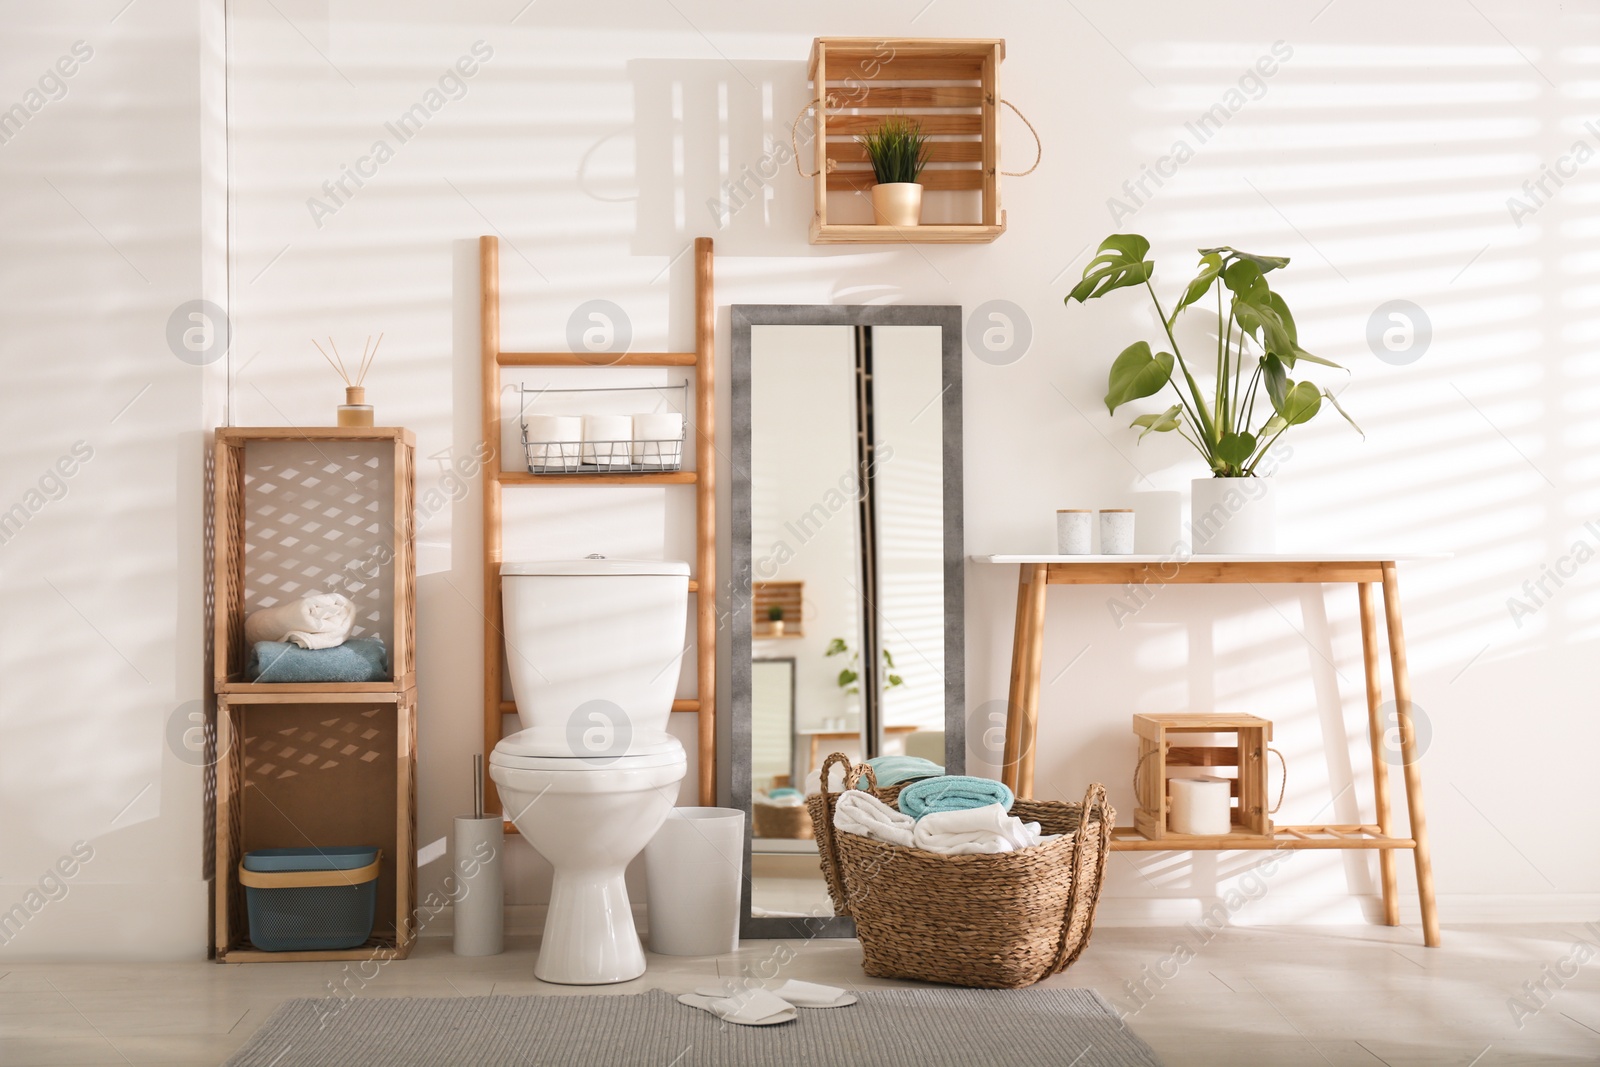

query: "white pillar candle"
xmin=1099 ymin=509 xmax=1136 ymax=555
xmin=1056 ymin=510 xmax=1092 ymax=554
xmin=1168 ymin=776 xmax=1233 ymax=836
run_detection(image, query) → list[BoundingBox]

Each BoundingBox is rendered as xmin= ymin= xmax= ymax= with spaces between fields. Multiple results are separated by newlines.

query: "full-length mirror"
xmin=732 ymin=306 xmax=963 ymax=939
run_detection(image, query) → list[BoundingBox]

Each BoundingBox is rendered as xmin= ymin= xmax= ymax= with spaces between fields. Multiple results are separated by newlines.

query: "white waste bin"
xmin=643 ymin=807 xmax=744 ymax=956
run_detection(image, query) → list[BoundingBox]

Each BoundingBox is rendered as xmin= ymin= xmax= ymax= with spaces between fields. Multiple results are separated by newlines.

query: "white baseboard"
xmin=419 ymin=894 xmax=1600 ymax=941
xmin=0 ymin=881 xmax=211 ymax=962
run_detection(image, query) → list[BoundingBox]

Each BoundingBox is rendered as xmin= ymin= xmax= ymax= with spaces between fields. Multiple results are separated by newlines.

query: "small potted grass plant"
xmin=859 ymin=116 xmax=929 ymax=227
xmin=767 ymin=604 xmax=785 ymax=637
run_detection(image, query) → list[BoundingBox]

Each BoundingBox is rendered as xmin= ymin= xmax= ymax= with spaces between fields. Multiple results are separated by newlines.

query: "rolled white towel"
xmin=524 ymin=414 xmax=583 ymax=471
xmin=912 ymin=802 xmax=1045 ymax=856
xmin=582 ymin=415 xmax=634 ymax=468
xmin=244 ymin=593 xmax=355 ymax=650
xmin=631 ymin=412 xmax=684 ymax=467
xmin=833 ymin=790 xmax=915 ymax=849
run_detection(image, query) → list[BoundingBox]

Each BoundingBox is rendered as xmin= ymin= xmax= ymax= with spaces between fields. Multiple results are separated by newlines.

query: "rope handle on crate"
xmin=1134 ymin=745 xmax=1287 ymax=815
xmin=997 ymin=98 xmax=1042 ymax=176
xmin=1049 ymin=783 xmax=1113 ymax=974
xmin=789 ymin=97 xmax=1043 ymax=180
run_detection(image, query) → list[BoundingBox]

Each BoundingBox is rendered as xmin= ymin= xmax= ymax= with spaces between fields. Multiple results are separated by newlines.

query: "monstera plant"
xmin=1066 ymin=234 xmax=1360 ymax=478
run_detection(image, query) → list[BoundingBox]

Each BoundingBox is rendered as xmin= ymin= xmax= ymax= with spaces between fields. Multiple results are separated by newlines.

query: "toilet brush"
xmin=453 ymin=754 xmax=504 ymax=956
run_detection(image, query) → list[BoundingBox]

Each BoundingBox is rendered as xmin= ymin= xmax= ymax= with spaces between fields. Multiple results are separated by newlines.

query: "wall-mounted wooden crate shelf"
xmin=753 ymin=580 xmax=804 ymax=639
xmin=806 ymin=38 xmax=1013 ymax=244
xmin=210 ymin=427 xmax=417 ymax=963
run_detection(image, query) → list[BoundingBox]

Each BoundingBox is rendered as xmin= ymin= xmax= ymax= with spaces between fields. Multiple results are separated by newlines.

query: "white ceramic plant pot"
xmin=871 ymin=182 xmax=922 ymax=227
xmin=1190 ymin=476 xmax=1276 ymax=554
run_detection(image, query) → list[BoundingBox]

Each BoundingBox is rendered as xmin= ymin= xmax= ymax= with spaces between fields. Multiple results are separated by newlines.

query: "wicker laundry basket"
xmin=805 ymin=753 xmax=914 ymax=916
xmin=752 ymin=800 xmax=814 ymax=840
xmin=813 ymin=754 xmax=1114 ymax=989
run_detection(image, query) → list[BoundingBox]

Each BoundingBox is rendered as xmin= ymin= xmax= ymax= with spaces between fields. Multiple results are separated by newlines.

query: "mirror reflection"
xmin=742 ymin=319 xmax=956 ymax=924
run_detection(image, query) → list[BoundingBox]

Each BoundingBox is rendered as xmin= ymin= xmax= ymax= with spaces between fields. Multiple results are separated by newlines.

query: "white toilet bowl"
xmin=489 ymin=558 xmax=690 ymax=986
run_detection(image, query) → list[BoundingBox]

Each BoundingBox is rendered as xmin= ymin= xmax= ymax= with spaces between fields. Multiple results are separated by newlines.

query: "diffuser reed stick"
xmin=314 ymin=334 xmax=384 ymax=427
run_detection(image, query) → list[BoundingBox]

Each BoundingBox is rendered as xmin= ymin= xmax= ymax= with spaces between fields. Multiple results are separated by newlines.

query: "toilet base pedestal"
xmin=535 ymin=868 xmax=645 ymax=985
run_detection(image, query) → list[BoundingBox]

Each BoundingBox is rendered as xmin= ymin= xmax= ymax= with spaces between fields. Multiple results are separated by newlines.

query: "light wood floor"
xmin=3 ymin=924 xmax=1598 ymax=1065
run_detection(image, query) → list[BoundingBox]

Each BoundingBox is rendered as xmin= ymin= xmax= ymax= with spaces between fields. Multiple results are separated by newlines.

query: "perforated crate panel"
xmin=241 ymin=441 xmax=395 ymax=656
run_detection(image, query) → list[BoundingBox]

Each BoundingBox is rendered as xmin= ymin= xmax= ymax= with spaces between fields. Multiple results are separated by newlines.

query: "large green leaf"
xmin=1216 ymin=431 xmax=1257 ymax=467
xmin=1262 ymin=354 xmax=1288 ymax=410
xmin=1276 ymin=380 xmax=1322 ymax=425
xmin=1321 ymin=388 xmax=1363 ymax=436
xmin=1104 ymin=341 xmax=1175 ymax=414
xmin=1130 ymin=404 xmax=1183 ymax=441
xmin=1168 ymin=252 xmax=1224 ymax=324
xmin=1199 ymin=246 xmax=1291 ymax=273
xmin=1222 ymin=259 xmax=1269 ymax=302
xmin=1067 ymin=234 xmax=1155 ymax=303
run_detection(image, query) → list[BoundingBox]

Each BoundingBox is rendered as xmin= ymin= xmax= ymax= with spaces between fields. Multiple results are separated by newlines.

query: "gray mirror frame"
xmin=731 ymin=304 xmax=965 ymax=940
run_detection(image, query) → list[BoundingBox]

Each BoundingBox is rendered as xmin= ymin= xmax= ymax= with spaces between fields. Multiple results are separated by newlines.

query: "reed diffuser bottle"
xmin=314 ymin=333 xmax=383 ymax=427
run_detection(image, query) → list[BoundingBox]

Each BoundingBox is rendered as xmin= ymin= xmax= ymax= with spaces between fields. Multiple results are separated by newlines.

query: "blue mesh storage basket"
xmin=240 ymin=846 xmax=382 ymax=952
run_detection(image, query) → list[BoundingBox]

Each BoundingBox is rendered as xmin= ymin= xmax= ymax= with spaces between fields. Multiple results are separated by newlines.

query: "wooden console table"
xmin=975 ymin=554 xmax=1441 ymax=947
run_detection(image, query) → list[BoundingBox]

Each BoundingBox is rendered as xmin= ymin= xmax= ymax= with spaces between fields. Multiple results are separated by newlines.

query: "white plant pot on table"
xmin=1190 ymin=476 xmax=1276 ymax=554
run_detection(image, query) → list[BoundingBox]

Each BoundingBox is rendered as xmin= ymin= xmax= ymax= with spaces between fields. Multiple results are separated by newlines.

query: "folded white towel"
xmin=244 ymin=593 xmax=355 ymax=650
xmin=524 ymin=414 xmax=583 ymax=471
xmin=912 ymin=802 xmax=1047 ymax=856
xmin=833 ymin=790 xmax=915 ymax=849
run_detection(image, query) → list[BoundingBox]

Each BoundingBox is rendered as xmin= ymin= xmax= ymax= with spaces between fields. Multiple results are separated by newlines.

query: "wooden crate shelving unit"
xmin=1132 ymin=713 xmax=1274 ymax=841
xmin=211 ymin=427 xmax=417 ymax=963
xmin=480 ymin=236 xmax=717 ymax=820
xmin=808 ymin=38 xmax=1009 ymax=244
xmin=753 ymin=580 xmax=803 ymax=639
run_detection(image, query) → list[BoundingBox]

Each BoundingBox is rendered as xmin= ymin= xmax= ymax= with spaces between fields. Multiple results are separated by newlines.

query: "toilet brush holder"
xmin=452 ymin=815 xmax=504 ymax=956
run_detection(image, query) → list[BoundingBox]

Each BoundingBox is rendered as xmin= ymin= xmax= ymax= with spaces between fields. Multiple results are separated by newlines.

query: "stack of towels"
xmin=834 ymin=774 xmax=1054 ymax=856
xmin=524 ymin=413 xmax=684 ymax=471
xmin=243 ymin=593 xmax=389 ymax=683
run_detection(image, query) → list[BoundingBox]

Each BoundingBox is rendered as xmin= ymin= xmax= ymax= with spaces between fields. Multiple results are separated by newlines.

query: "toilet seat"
xmin=490 ymin=727 xmax=685 ymax=771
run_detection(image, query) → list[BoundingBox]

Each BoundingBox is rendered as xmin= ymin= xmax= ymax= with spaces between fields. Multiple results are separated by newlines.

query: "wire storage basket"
xmin=519 ymin=382 xmax=686 ymax=474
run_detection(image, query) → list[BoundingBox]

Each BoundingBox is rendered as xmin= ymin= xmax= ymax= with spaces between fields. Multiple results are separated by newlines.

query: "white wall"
xmin=5 ymin=0 xmax=1598 ymax=959
xmin=0 ymin=0 xmax=225 ymax=960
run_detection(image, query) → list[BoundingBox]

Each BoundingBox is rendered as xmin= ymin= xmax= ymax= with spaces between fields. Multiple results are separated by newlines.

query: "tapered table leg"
xmin=1381 ymin=563 xmax=1440 ymax=947
xmin=1358 ymin=582 xmax=1400 ymax=926
xmin=1015 ymin=564 xmax=1050 ymax=798
xmin=1001 ymin=565 xmax=1032 ymax=793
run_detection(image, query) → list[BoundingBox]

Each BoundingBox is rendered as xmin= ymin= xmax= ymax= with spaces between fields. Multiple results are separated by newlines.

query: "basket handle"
xmin=813 ymin=752 xmax=855 ymax=911
xmin=238 ymin=852 xmax=382 ymax=889
xmin=1049 ymin=784 xmax=1112 ymax=974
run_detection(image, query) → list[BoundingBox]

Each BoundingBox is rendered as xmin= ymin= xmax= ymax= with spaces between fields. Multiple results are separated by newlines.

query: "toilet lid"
xmin=491 ymin=726 xmax=683 ymax=763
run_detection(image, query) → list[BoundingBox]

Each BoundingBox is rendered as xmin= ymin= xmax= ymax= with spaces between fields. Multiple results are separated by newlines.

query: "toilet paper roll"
xmin=1167 ymin=776 xmax=1233 ymax=836
xmin=631 ymin=412 xmax=684 ymax=467
xmin=524 ymin=414 xmax=582 ymax=471
xmin=452 ymin=815 xmax=504 ymax=957
xmin=582 ymin=415 xmax=634 ymax=468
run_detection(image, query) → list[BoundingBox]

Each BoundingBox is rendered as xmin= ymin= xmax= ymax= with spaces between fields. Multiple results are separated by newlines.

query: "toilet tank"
xmin=500 ymin=559 xmax=690 ymax=738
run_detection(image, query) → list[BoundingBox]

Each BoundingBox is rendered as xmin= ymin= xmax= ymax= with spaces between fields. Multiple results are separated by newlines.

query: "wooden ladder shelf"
xmin=478 ymin=236 xmax=717 ymax=823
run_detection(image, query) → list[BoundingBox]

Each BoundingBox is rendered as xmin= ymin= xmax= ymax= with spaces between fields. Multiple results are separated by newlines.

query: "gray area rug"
xmin=226 ymin=987 xmax=1163 ymax=1066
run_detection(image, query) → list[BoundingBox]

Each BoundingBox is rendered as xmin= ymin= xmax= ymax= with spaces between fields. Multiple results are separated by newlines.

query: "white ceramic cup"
xmin=1099 ymin=509 xmax=1135 ymax=555
xmin=1056 ymin=510 xmax=1093 ymax=555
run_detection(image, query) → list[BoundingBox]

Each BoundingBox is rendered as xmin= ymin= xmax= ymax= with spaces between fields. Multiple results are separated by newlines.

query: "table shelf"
xmin=1109 ymin=825 xmax=1417 ymax=852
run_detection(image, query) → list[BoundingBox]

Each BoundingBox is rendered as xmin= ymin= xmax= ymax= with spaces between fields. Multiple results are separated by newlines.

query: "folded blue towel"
xmin=898 ymin=775 xmax=1014 ymax=819
xmin=768 ymin=787 xmax=802 ymax=799
xmin=856 ymin=755 xmax=945 ymax=790
xmin=247 ymin=638 xmax=389 ymax=683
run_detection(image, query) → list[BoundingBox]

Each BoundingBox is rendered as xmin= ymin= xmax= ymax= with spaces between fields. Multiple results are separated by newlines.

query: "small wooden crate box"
xmin=1133 ymin=713 xmax=1273 ymax=840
